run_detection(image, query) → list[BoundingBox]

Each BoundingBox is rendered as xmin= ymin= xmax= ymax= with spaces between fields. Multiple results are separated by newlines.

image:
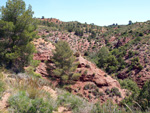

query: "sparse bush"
xmin=0 ymin=80 xmax=5 ymax=98
xmin=91 ymin=101 xmax=127 ymax=113
xmin=119 ymin=79 xmax=139 ymax=94
xmin=71 ymin=73 xmax=81 ymax=81
xmin=111 ymin=87 xmax=121 ymax=97
xmin=128 ymin=50 xmax=135 ymax=58
xmin=105 ymin=88 xmax=111 ymax=95
xmin=49 ymin=33 xmax=53 ymax=37
xmin=88 ymin=94 xmax=92 ymax=99
xmin=138 ymin=80 xmax=150 ymax=111
xmin=83 ymin=70 xmax=88 ymax=75
xmin=25 ymin=66 xmax=42 ymax=78
xmin=8 ymin=91 xmax=54 ymax=113
xmin=8 ymin=73 xmax=49 ymax=99
xmin=84 ymin=84 xmax=90 ymax=90
xmin=75 ymin=29 xmax=83 ymax=36
xmin=84 ymin=84 xmax=96 ymax=90
xmin=63 ymin=85 xmax=72 ymax=92
xmin=92 ymin=88 xmax=103 ymax=98
xmin=57 ymin=91 xmax=93 ymax=113
xmin=128 ymin=57 xmax=143 ymax=71
xmin=30 ymin=60 xmax=41 ymax=68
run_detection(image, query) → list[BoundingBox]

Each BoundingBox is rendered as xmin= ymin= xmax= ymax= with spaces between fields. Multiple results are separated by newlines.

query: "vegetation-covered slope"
xmin=1 ymin=0 xmax=150 ymax=112
xmin=37 ymin=18 xmax=150 ymax=87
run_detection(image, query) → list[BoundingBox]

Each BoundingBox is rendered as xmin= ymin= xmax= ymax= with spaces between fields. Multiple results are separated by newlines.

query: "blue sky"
xmin=1 ymin=0 xmax=150 ymax=26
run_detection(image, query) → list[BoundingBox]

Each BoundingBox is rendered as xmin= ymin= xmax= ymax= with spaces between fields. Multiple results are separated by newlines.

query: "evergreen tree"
xmin=51 ymin=41 xmax=80 ymax=85
xmin=91 ymin=31 xmax=96 ymax=38
xmin=86 ymin=27 xmax=89 ymax=33
xmin=97 ymin=46 xmax=118 ymax=73
xmin=0 ymin=0 xmax=37 ymax=72
xmin=128 ymin=20 xmax=133 ymax=25
xmin=97 ymin=46 xmax=110 ymax=68
xmin=75 ymin=29 xmax=83 ymax=36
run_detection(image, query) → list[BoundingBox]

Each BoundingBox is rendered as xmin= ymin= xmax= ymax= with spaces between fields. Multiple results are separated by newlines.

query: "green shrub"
xmin=91 ymin=101 xmax=127 ymax=113
xmin=0 ymin=72 xmax=4 ymax=80
xmin=111 ymin=87 xmax=121 ymax=97
xmin=33 ymin=72 xmax=42 ymax=78
xmin=49 ymin=33 xmax=53 ymax=37
xmin=84 ymin=84 xmax=90 ymax=90
xmin=57 ymin=91 xmax=86 ymax=112
xmin=119 ymin=79 xmax=139 ymax=94
xmin=8 ymin=91 xmax=54 ymax=113
xmin=25 ymin=66 xmax=42 ymax=78
xmin=128 ymin=50 xmax=135 ymax=58
xmin=30 ymin=60 xmax=41 ymax=68
xmin=56 ymin=88 xmax=95 ymax=113
xmin=75 ymin=29 xmax=83 ymax=36
xmin=63 ymin=85 xmax=72 ymax=92
xmin=71 ymin=73 xmax=81 ymax=81
xmin=92 ymin=88 xmax=103 ymax=98
xmin=128 ymin=57 xmax=143 ymax=71
xmin=84 ymin=84 xmax=96 ymax=90
xmin=138 ymin=80 xmax=150 ymax=111
xmin=105 ymin=88 xmax=111 ymax=95
xmin=0 ymin=80 xmax=5 ymax=98
xmin=83 ymin=70 xmax=88 ymax=75
xmin=8 ymin=73 xmax=49 ymax=99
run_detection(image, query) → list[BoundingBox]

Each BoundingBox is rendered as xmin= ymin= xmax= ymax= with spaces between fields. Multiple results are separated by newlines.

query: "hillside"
xmin=37 ymin=18 xmax=150 ymax=88
xmin=1 ymin=0 xmax=150 ymax=112
xmin=32 ymin=38 xmax=127 ymax=104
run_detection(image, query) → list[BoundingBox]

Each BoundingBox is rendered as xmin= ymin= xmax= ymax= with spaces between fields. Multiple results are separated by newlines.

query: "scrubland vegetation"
xmin=1 ymin=0 xmax=150 ymax=113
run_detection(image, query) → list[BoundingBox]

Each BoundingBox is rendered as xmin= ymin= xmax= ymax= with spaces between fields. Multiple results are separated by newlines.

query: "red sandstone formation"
xmin=33 ymin=39 xmax=127 ymax=103
xmin=71 ymin=55 xmax=127 ymax=104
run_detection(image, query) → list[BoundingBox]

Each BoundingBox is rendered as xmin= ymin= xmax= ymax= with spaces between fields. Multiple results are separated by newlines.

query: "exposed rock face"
xmin=71 ymin=56 xmax=126 ymax=104
xmin=37 ymin=29 xmax=101 ymax=55
xmin=33 ymin=38 xmax=127 ymax=104
xmin=40 ymin=18 xmax=62 ymax=24
xmin=33 ymin=38 xmax=55 ymax=61
xmin=0 ymin=92 xmax=11 ymax=110
xmin=32 ymin=38 xmax=55 ymax=77
xmin=77 ymin=56 xmax=121 ymax=88
xmin=35 ymin=62 xmax=48 ymax=77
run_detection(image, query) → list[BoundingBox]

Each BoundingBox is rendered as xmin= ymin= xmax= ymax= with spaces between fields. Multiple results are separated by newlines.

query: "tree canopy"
xmin=51 ymin=41 xmax=80 ymax=85
xmin=0 ymin=0 xmax=37 ymax=72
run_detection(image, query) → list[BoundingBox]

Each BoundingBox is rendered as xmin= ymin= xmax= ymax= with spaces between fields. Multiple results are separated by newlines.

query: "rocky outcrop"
xmin=33 ymin=38 xmax=127 ymax=104
xmin=37 ymin=29 xmax=101 ymax=54
xmin=35 ymin=62 xmax=48 ymax=76
xmin=33 ymin=38 xmax=55 ymax=61
xmin=40 ymin=18 xmax=62 ymax=24
xmin=71 ymin=56 xmax=127 ymax=104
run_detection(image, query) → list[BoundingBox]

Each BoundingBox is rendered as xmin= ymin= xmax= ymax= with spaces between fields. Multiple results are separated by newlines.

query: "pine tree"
xmin=98 ymin=46 xmax=110 ymax=68
xmin=0 ymin=0 xmax=37 ymax=72
xmin=51 ymin=41 xmax=80 ymax=85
